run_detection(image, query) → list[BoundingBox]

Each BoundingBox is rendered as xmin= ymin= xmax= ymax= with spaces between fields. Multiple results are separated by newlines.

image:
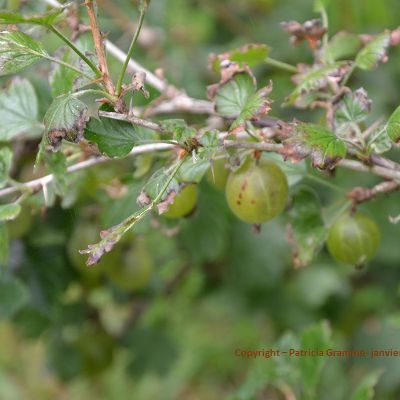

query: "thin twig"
xmin=84 ymin=0 xmax=115 ymax=95
xmin=347 ymin=180 xmax=399 ymax=204
xmin=98 ymin=111 xmax=164 ymax=132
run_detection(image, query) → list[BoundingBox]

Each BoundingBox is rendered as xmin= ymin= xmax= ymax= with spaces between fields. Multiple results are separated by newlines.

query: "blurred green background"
xmin=1 ymin=0 xmax=400 ymax=399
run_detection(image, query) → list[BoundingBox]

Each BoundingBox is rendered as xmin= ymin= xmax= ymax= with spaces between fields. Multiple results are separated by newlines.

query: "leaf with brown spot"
xmin=44 ymin=94 xmax=89 ymax=151
xmin=281 ymin=19 xmax=326 ymax=49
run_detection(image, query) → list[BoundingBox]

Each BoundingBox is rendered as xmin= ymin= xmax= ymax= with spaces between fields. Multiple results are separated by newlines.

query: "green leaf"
xmin=314 ymin=0 xmax=330 ymax=12
xmin=0 ymin=5 xmax=67 ymax=25
xmin=215 ymin=72 xmax=271 ymax=128
xmin=369 ymin=125 xmax=392 ymax=154
xmin=326 ymin=31 xmax=362 ymax=62
xmin=285 ymin=63 xmax=345 ymax=105
xmin=50 ymin=49 xmax=80 ymax=97
xmin=0 ymin=203 xmax=21 ymax=222
xmin=44 ymin=94 xmax=88 ymax=150
xmin=0 ymin=147 xmax=12 ymax=188
xmin=42 ymin=151 xmax=67 ymax=196
xmin=288 ymin=187 xmax=327 ymax=267
xmin=0 ymin=275 xmax=29 ymax=319
xmin=284 ymin=124 xmax=347 ymax=169
xmin=0 ymin=30 xmax=49 ymax=75
xmin=334 ymin=88 xmax=371 ymax=129
xmin=355 ymin=33 xmax=390 ymax=70
xmin=0 ymin=222 xmax=8 ymax=265
xmin=211 ymin=43 xmax=270 ymax=72
xmin=350 ymin=372 xmax=381 ymax=400
xmin=299 ymin=322 xmax=332 ymax=398
xmin=176 ymin=157 xmax=210 ymax=183
xmin=387 ymin=105 xmax=400 ymax=144
xmin=160 ymin=119 xmax=196 ymax=142
xmin=0 ymin=78 xmax=42 ymax=141
xmin=85 ymin=117 xmax=137 ymax=158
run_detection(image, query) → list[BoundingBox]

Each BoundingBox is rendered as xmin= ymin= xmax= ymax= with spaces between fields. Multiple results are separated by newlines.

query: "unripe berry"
xmin=164 ymin=184 xmax=198 ymax=219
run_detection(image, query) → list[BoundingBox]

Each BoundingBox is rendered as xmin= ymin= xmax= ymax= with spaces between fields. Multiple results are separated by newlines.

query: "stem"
xmin=265 ymin=57 xmax=297 ymax=73
xmin=85 ymin=0 xmax=115 ymax=95
xmin=341 ymin=63 xmax=356 ymax=86
xmin=115 ymin=8 xmax=147 ymax=96
xmin=47 ymin=25 xmax=101 ymax=77
xmin=306 ymin=173 xmax=346 ymax=193
xmin=46 ymin=55 xmax=95 ymax=82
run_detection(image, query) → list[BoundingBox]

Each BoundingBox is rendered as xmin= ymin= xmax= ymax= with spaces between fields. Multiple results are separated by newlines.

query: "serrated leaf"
xmin=334 ymin=88 xmax=371 ymax=129
xmin=176 ymin=157 xmax=210 ymax=183
xmin=369 ymin=125 xmax=392 ymax=154
xmin=0 ymin=223 xmax=8 ymax=265
xmin=355 ymin=33 xmax=390 ymax=70
xmin=0 ymin=78 xmax=42 ymax=141
xmin=350 ymin=372 xmax=381 ymax=400
xmin=0 ymin=203 xmax=21 ymax=221
xmin=326 ymin=31 xmax=362 ymax=62
xmin=0 ymin=147 xmax=12 ymax=188
xmin=44 ymin=94 xmax=88 ymax=150
xmin=283 ymin=124 xmax=347 ymax=169
xmin=0 ymin=275 xmax=29 ymax=319
xmin=288 ymin=187 xmax=327 ymax=267
xmin=160 ymin=119 xmax=196 ymax=142
xmin=85 ymin=117 xmax=137 ymax=158
xmin=0 ymin=6 xmax=67 ymax=25
xmin=215 ymin=72 xmax=272 ymax=128
xmin=286 ymin=63 xmax=346 ymax=105
xmin=387 ymin=105 xmax=400 ymax=144
xmin=0 ymin=30 xmax=49 ymax=75
xmin=299 ymin=322 xmax=332 ymax=397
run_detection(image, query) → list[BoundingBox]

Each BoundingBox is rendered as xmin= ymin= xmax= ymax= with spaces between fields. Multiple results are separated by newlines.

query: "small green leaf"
xmin=0 ymin=147 xmax=12 ymax=188
xmin=283 ymin=124 xmax=347 ymax=169
xmin=44 ymin=94 xmax=88 ymax=150
xmin=369 ymin=125 xmax=392 ymax=154
xmin=0 ymin=30 xmax=49 ymax=75
xmin=177 ymin=158 xmax=210 ymax=183
xmin=286 ymin=63 xmax=346 ymax=105
xmin=160 ymin=119 xmax=196 ymax=142
xmin=215 ymin=72 xmax=272 ymax=128
xmin=50 ymin=49 xmax=80 ymax=97
xmin=0 ymin=203 xmax=21 ymax=222
xmin=0 ymin=275 xmax=29 ymax=319
xmin=0 ymin=78 xmax=42 ymax=141
xmin=43 ymin=151 xmax=68 ymax=196
xmin=387 ymin=105 xmax=400 ymax=144
xmin=0 ymin=5 xmax=67 ymax=25
xmin=334 ymin=88 xmax=371 ymax=129
xmin=299 ymin=322 xmax=332 ymax=398
xmin=350 ymin=372 xmax=381 ymax=400
xmin=326 ymin=31 xmax=362 ymax=62
xmin=85 ymin=117 xmax=137 ymax=158
xmin=0 ymin=223 xmax=8 ymax=265
xmin=211 ymin=44 xmax=270 ymax=72
xmin=355 ymin=33 xmax=390 ymax=70
xmin=288 ymin=187 xmax=327 ymax=267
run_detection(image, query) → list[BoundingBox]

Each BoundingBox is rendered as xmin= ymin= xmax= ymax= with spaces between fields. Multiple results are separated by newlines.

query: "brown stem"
xmin=85 ymin=0 xmax=115 ymax=96
xmin=347 ymin=180 xmax=399 ymax=204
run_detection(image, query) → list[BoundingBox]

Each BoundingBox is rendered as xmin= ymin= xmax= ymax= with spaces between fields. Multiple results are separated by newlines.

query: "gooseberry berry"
xmin=163 ymin=184 xmax=198 ymax=219
xmin=225 ymin=158 xmax=289 ymax=224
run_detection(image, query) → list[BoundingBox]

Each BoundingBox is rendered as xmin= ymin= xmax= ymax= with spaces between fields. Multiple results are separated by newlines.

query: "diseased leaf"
xmin=44 ymin=94 xmax=89 ymax=150
xmin=350 ymin=372 xmax=381 ymax=400
xmin=286 ymin=63 xmax=348 ymax=105
xmin=334 ymin=88 xmax=372 ymax=129
xmin=326 ymin=31 xmax=362 ymax=62
xmin=369 ymin=125 xmax=392 ymax=154
xmin=0 ymin=147 xmax=12 ymax=189
xmin=283 ymin=123 xmax=347 ymax=169
xmin=0 ymin=78 xmax=42 ymax=141
xmin=85 ymin=117 xmax=137 ymax=158
xmin=214 ymin=72 xmax=272 ymax=128
xmin=287 ymin=187 xmax=327 ymax=268
xmin=0 ymin=30 xmax=49 ymax=75
xmin=0 ymin=203 xmax=21 ymax=222
xmin=281 ymin=19 xmax=326 ymax=49
xmin=0 ymin=5 xmax=67 ymax=25
xmin=160 ymin=119 xmax=196 ymax=142
xmin=355 ymin=33 xmax=390 ymax=70
xmin=387 ymin=105 xmax=400 ymax=144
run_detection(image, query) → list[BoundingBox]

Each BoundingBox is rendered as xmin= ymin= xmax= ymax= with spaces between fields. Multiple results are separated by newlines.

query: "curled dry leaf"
xmin=281 ymin=19 xmax=326 ymax=49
